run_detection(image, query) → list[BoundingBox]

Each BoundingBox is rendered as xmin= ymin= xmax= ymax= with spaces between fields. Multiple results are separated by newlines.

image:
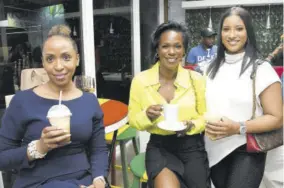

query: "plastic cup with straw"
xmin=47 ymin=90 xmax=72 ymax=141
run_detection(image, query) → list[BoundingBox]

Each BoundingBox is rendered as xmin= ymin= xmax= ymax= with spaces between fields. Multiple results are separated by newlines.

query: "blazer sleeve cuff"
xmin=20 ymin=146 xmax=36 ymax=169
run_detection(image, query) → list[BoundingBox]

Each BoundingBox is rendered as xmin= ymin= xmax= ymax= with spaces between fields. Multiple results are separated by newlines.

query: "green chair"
xmin=129 ymin=153 xmax=148 ymax=188
xmin=117 ymin=127 xmax=139 ymax=188
xmin=106 ymin=126 xmax=139 ymax=188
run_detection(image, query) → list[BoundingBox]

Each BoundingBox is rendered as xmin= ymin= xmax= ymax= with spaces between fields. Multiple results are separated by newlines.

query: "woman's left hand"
xmin=205 ymin=117 xmax=240 ymax=140
xmin=80 ymin=178 xmax=105 ymax=188
xmin=176 ymin=120 xmax=195 ymax=137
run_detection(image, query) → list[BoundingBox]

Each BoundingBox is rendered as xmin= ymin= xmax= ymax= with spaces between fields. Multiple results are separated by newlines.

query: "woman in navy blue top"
xmin=0 ymin=25 xmax=108 ymax=188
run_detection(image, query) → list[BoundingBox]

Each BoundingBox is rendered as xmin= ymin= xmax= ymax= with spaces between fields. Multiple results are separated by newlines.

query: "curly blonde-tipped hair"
xmin=48 ymin=24 xmax=71 ymax=37
xmin=45 ymin=24 xmax=78 ymax=52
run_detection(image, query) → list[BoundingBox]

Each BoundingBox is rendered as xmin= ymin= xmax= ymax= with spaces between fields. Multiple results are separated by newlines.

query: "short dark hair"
xmin=207 ymin=7 xmax=260 ymax=79
xmin=150 ymin=21 xmax=189 ymax=63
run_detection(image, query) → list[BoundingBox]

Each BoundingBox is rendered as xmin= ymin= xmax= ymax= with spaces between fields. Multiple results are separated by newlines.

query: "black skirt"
xmin=145 ymin=133 xmax=211 ymax=188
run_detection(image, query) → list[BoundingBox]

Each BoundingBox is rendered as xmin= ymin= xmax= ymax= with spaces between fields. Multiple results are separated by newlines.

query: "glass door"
xmin=0 ymin=0 xmax=82 ymax=109
xmin=86 ymin=0 xmax=140 ymax=104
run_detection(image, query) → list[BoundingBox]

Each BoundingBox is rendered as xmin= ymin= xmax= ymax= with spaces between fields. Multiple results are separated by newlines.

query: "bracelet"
xmin=239 ymin=122 xmax=247 ymax=135
xmin=27 ymin=140 xmax=47 ymax=159
xmin=93 ymin=176 xmax=106 ymax=184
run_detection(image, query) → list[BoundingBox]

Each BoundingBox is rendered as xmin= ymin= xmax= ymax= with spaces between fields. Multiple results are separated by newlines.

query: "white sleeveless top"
xmin=205 ymin=52 xmax=280 ymax=167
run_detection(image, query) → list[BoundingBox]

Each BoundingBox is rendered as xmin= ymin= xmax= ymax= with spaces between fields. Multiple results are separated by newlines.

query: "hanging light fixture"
xmin=109 ymin=22 xmax=114 ymax=34
xmin=73 ymin=25 xmax=77 ymax=36
xmin=72 ymin=17 xmax=77 ymax=36
xmin=266 ymin=4 xmax=271 ymax=29
xmin=208 ymin=7 xmax=213 ymax=29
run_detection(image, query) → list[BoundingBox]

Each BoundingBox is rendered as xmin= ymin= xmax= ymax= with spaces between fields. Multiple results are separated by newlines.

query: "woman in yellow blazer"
xmin=128 ymin=22 xmax=210 ymax=188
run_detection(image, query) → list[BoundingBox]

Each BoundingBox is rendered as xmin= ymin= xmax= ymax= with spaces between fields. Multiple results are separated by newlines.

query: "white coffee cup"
xmin=163 ymin=104 xmax=178 ymax=123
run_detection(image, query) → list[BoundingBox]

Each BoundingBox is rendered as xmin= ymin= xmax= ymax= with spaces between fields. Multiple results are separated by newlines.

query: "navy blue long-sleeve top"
xmin=0 ymin=89 xmax=108 ymax=187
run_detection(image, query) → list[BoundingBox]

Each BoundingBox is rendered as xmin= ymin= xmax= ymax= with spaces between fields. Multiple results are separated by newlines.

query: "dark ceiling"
xmin=3 ymin=0 xmax=79 ymax=12
xmin=2 ymin=0 xmax=115 ymax=12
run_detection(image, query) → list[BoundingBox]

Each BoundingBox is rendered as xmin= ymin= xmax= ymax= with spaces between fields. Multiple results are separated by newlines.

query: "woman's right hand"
xmin=37 ymin=126 xmax=71 ymax=154
xmin=146 ymin=105 xmax=163 ymax=121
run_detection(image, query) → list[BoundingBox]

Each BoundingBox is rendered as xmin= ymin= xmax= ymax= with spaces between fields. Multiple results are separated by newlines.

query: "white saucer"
xmin=157 ymin=121 xmax=187 ymax=131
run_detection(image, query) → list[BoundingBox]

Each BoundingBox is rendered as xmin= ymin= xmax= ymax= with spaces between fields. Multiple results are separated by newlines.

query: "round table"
xmin=105 ymin=116 xmax=128 ymax=134
xmin=98 ymin=98 xmax=128 ymax=134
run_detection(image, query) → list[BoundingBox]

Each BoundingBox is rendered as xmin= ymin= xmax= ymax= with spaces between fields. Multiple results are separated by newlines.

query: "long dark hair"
xmin=150 ymin=21 xmax=189 ymax=64
xmin=207 ymin=7 xmax=260 ymax=79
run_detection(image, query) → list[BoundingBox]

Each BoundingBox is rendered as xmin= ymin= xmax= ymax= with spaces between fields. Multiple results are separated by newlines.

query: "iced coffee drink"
xmin=204 ymin=112 xmax=222 ymax=141
xmin=47 ymin=104 xmax=72 ymax=136
xmin=204 ymin=112 xmax=222 ymax=122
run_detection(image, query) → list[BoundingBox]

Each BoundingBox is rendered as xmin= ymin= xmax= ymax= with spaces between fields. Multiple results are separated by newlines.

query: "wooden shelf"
xmin=64 ymin=6 xmax=131 ymax=19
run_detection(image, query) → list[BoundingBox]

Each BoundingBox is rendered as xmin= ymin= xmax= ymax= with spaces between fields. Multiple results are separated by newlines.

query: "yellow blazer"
xmin=128 ymin=62 xmax=206 ymax=135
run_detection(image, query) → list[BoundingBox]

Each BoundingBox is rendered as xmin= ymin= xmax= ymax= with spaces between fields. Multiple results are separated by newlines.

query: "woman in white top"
xmin=204 ymin=7 xmax=283 ymax=188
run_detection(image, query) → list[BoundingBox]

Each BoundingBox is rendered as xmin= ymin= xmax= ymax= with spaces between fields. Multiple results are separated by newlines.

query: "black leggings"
xmin=211 ymin=145 xmax=266 ymax=188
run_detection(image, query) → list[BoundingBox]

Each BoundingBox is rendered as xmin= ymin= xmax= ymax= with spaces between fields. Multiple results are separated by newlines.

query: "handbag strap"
xmin=31 ymin=70 xmax=37 ymax=81
xmin=251 ymin=60 xmax=260 ymax=120
xmin=31 ymin=69 xmax=47 ymax=83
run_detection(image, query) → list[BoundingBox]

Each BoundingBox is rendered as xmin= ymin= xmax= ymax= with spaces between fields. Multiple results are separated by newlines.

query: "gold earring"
xmin=155 ymin=53 xmax=159 ymax=59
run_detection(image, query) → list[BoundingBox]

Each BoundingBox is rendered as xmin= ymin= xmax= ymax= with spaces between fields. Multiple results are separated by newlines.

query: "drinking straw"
xmin=59 ymin=90 xmax=62 ymax=105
